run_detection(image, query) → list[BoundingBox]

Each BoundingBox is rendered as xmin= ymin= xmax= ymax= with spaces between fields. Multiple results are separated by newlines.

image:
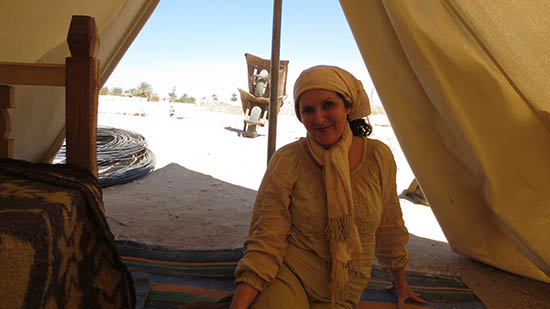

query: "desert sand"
xmin=99 ymin=99 xmax=549 ymax=308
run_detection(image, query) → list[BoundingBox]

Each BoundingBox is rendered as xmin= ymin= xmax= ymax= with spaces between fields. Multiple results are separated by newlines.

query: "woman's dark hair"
xmin=337 ymin=93 xmax=372 ymax=137
xmin=349 ymin=118 xmax=372 ymax=137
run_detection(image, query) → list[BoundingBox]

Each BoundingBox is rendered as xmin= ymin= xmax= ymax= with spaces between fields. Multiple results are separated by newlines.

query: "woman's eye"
xmin=301 ymin=107 xmax=314 ymax=114
xmin=323 ymin=101 xmax=335 ymax=109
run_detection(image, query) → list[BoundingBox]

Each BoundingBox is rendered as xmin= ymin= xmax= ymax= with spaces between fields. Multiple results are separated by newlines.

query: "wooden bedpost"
xmin=0 ymin=85 xmax=14 ymax=158
xmin=65 ymin=15 xmax=99 ymax=178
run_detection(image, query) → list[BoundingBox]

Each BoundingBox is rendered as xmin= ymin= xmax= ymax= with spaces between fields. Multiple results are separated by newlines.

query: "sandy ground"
xmin=99 ymin=102 xmax=549 ymax=308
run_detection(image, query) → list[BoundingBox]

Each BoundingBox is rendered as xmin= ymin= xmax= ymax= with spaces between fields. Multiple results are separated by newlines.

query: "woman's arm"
xmin=372 ymin=141 xmax=425 ymax=306
xmin=388 ymin=267 xmax=426 ymax=309
xmin=233 ymin=145 xmax=299 ymax=304
xmin=374 ymin=142 xmax=409 ymax=269
xmin=229 ymin=283 xmax=260 ymax=309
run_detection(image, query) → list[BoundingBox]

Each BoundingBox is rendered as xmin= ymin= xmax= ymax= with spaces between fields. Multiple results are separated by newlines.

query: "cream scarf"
xmin=306 ymin=125 xmax=363 ymax=303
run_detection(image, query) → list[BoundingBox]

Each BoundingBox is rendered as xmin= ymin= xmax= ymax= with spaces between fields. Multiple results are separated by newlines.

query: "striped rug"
xmin=116 ymin=240 xmax=485 ymax=309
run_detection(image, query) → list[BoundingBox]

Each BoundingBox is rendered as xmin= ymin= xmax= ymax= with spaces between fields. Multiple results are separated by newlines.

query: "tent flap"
xmin=340 ymin=0 xmax=550 ymax=282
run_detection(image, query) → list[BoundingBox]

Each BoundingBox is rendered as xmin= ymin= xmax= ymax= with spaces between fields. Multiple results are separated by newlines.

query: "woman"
xmin=230 ymin=66 xmax=425 ymax=309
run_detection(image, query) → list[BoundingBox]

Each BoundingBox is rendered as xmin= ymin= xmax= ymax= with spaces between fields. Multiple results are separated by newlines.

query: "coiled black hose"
xmin=55 ymin=126 xmax=156 ymax=187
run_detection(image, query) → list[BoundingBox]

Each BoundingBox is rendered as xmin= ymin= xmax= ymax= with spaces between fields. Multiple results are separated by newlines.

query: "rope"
xmin=55 ymin=126 xmax=156 ymax=187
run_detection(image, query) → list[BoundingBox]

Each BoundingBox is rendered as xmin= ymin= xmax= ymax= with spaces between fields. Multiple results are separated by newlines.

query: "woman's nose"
xmin=314 ymin=109 xmax=325 ymax=124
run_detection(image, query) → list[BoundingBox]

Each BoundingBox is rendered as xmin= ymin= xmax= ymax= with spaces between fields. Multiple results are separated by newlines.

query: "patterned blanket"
xmin=0 ymin=158 xmax=135 ymax=308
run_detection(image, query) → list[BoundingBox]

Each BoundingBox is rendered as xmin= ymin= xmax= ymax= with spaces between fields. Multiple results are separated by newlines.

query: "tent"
xmin=1 ymin=0 xmax=548 ymax=284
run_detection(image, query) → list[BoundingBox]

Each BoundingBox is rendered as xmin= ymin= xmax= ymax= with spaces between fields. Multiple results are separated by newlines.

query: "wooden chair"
xmin=0 ymin=15 xmax=99 ymax=178
xmin=239 ymin=53 xmax=289 ymax=133
xmin=238 ymin=88 xmax=270 ymax=128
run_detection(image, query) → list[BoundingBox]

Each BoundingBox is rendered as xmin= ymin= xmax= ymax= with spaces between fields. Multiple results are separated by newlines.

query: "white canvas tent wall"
xmin=0 ymin=0 xmax=158 ymax=162
xmin=2 ymin=0 xmax=548 ymax=284
xmin=340 ymin=0 xmax=550 ymax=282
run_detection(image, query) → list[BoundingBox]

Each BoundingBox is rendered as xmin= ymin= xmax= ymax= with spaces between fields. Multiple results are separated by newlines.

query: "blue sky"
xmin=105 ymin=0 xmax=377 ymax=103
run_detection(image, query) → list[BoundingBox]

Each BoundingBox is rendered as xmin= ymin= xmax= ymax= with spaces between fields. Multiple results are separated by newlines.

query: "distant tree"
xmin=111 ymin=87 xmax=123 ymax=96
xmin=135 ymin=82 xmax=153 ymax=100
xmin=211 ymin=94 xmax=218 ymax=101
xmin=168 ymin=86 xmax=177 ymax=102
xmin=125 ymin=88 xmax=137 ymax=97
xmin=230 ymin=93 xmax=238 ymax=102
xmin=176 ymin=93 xmax=196 ymax=104
xmin=99 ymin=86 xmax=110 ymax=95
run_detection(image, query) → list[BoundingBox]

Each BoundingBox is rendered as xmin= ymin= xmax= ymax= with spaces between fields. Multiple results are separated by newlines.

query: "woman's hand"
xmin=229 ymin=283 xmax=260 ymax=309
xmin=388 ymin=267 xmax=426 ymax=309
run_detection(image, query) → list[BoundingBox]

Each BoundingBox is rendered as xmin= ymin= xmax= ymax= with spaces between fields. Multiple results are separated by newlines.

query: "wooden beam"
xmin=0 ymin=62 xmax=65 ymax=86
xmin=65 ymin=15 xmax=99 ymax=178
xmin=0 ymin=85 xmax=14 ymax=158
xmin=267 ymin=0 xmax=283 ymax=164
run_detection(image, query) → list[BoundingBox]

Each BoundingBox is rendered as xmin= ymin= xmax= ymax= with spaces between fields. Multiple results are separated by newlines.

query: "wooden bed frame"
xmin=0 ymin=16 xmax=139 ymax=309
xmin=0 ymin=15 xmax=99 ymax=178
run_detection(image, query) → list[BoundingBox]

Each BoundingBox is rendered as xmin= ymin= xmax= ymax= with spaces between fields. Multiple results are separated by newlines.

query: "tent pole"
xmin=267 ymin=0 xmax=282 ymax=165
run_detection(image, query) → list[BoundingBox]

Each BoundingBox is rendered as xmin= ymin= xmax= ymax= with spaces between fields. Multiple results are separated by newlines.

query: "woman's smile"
xmin=314 ymin=124 xmax=333 ymax=132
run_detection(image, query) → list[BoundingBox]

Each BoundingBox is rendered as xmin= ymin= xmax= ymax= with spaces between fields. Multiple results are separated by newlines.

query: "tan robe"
xmin=235 ymin=137 xmax=409 ymax=307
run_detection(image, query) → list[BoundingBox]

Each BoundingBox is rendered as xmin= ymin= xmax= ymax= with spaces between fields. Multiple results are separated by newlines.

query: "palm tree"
xmin=168 ymin=86 xmax=177 ymax=102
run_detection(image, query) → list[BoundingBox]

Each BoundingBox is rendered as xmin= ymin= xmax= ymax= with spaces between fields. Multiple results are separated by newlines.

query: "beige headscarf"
xmin=293 ymin=65 xmax=371 ymax=303
xmin=294 ymin=65 xmax=371 ymax=121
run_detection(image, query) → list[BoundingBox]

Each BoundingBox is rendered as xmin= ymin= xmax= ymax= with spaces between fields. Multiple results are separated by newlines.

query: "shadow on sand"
xmin=223 ymin=126 xmax=266 ymax=138
xmin=103 ymin=162 xmax=257 ymax=250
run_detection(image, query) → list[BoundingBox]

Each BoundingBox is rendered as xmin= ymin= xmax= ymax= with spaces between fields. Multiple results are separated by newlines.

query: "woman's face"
xmin=299 ymin=89 xmax=351 ymax=148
